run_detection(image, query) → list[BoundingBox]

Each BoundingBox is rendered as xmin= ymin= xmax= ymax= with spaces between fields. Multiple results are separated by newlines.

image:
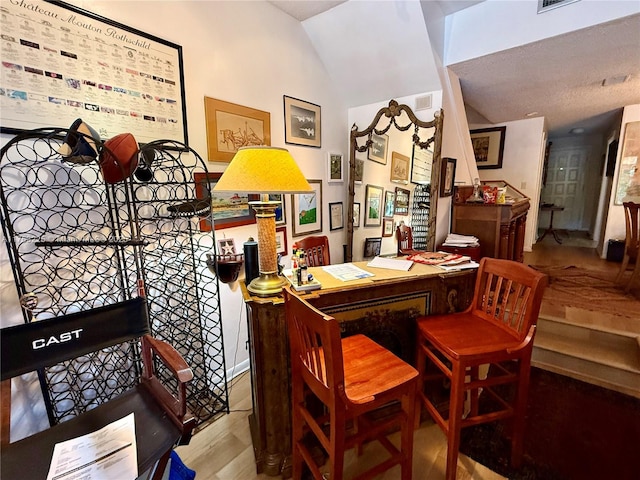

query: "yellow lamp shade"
xmin=213 ymin=146 xmax=312 ymax=194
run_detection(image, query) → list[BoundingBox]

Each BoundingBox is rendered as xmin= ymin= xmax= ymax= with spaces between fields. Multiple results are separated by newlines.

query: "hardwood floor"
xmin=176 ymin=239 xmax=621 ymax=480
xmin=175 ymin=371 xmax=506 ymax=480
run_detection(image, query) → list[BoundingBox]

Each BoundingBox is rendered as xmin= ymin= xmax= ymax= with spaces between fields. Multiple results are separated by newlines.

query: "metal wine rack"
xmin=410 ymin=184 xmax=431 ymax=251
xmin=0 ymin=128 xmax=228 ymax=428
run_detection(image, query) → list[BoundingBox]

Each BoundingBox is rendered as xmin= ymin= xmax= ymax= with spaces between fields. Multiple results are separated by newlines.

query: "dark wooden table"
xmin=538 ymin=204 xmax=565 ymax=244
xmin=241 ymin=262 xmax=476 ymax=478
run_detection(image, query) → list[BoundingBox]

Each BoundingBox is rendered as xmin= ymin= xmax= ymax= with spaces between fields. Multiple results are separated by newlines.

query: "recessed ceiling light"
xmin=525 ymin=111 xmax=539 ymax=117
xmin=570 ymin=127 xmax=585 ymax=135
xmin=601 ymin=75 xmax=631 ymax=86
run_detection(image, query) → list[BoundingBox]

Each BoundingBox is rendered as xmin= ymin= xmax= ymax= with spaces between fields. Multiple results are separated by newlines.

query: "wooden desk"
xmin=242 ymin=262 xmax=476 ymax=478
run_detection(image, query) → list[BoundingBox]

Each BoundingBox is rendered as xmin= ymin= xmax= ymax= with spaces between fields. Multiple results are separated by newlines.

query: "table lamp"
xmin=213 ymin=146 xmax=312 ymax=297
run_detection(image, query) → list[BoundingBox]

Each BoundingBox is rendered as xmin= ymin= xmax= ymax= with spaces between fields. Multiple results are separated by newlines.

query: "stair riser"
xmin=537 ymin=318 xmax=638 ymax=350
xmin=532 ymin=347 xmax=640 ymax=399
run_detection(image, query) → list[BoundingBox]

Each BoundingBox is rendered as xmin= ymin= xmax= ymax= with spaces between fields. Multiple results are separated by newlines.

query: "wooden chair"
xmin=294 ymin=235 xmax=331 ymax=266
xmin=415 ymin=258 xmax=547 ymax=480
xmin=616 ymin=201 xmax=640 ymax=292
xmin=0 ymin=297 xmax=196 ymax=480
xmin=284 ymin=288 xmax=418 ymax=480
xmin=396 ymin=223 xmax=423 ymax=256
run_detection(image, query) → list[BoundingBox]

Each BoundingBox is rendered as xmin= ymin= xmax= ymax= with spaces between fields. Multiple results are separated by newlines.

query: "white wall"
xmin=602 ymin=104 xmax=640 ymax=257
xmin=0 ymin=0 xmax=349 ymax=440
xmin=471 ymin=117 xmax=547 ymax=252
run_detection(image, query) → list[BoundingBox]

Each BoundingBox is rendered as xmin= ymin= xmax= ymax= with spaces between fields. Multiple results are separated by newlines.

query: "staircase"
xmin=533 ymin=311 xmax=640 ymax=399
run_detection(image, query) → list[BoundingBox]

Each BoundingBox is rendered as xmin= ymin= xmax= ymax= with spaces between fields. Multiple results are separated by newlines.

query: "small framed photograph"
xmin=329 ymin=202 xmax=344 ymax=231
xmin=292 ymin=179 xmax=322 ymax=236
xmin=364 ymin=184 xmax=384 ymax=226
xmin=364 ymin=237 xmax=382 ymax=258
xmin=368 ymin=133 xmax=388 ymax=164
xmin=328 ymin=152 xmax=344 ymax=183
xmin=440 ymin=157 xmax=457 ymax=197
xmin=353 ymin=202 xmax=361 ymax=227
xmin=275 ymin=226 xmax=288 ymax=256
xmin=394 ymin=187 xmax=410 ymax=215
xmin=470 ymin=126 xmax=506 ymax=169
xmin=411 ymin=145 xmax=433 ymax=185
xmin=284 ymin=95 xmax=321 ymax=148
xmin=354 ymin=158 xmax=364 ymax=184
xmin=217 ymin=238 xmax=236 ymax=255
xmin=382 ymin=219 xmax=394 ymax=237
xmin=390 ymin=151 xmax=410 ymax=184
xmin=383 ymin=190 xmax=395 ymax=218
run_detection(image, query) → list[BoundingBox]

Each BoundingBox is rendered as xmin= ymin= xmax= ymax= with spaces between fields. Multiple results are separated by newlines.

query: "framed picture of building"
xmin=470 ymin=126 xmax=506 ymax=169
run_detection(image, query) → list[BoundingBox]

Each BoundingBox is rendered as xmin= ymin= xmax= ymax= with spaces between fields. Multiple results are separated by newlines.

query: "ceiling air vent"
xmin=538 ymin=0 xmax=580 ymax=14
xmin=415 ymin=94 xmax=432 ymax=112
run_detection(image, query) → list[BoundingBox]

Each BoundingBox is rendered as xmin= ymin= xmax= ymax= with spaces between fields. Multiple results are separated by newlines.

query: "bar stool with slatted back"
xmin=284 ymin=287 xmax=418 ymax=480
xmin=415 ymin=258 xmax=547 ymax=480
xmin=294 ymin=235 xmax=331 ymax=266
xmin=616 ymin=201 xmax=640 ymax=292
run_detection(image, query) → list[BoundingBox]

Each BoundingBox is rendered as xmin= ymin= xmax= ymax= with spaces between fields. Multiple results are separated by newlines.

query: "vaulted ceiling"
xmin=269 ymin=1 xmax=640 ymax=139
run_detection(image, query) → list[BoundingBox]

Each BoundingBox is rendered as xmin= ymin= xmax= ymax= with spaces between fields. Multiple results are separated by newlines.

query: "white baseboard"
xmin=226 ymin=359 xmax=250 ymax=380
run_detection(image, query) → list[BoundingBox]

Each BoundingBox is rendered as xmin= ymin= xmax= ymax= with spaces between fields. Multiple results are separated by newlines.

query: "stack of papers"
xmin=442 ymin=233 xmax=479 ymax=248
xmin=322 ymin=263 xmax=374 ymax=281
xmin=367 ymin=256 xmax=413 ymax=271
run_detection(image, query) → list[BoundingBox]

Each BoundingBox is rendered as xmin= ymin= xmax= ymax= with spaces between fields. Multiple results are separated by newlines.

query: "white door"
xmin=540 ymin=147 xmax=589 ymax=230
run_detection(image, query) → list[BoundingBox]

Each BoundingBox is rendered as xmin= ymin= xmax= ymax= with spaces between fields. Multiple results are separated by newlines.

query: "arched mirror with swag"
xmin=346 ymin=100 xmax=444 ymax=262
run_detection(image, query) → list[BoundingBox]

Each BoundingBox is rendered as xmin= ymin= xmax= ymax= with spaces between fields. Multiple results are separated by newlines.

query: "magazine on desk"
xmin=406 ymin=251 xmax=479 ymax=271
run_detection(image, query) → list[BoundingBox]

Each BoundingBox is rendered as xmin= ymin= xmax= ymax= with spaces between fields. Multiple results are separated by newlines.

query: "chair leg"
xmin=624 ymin=259 xmax=640 ymax=293
xmin=414 ymin=340 xmax=426 ymax=429
xmin=401 ymin=383 xmax=417 ymax=480
xmin=291 ymin=384 xmax=305 ymax=480
xmin=445 ymin=363 xmax=466 ymax=480
xmin=510 ymin=357 xmax=531 ymax=468
xmin=329 ymin=408 xmax=345 ymax=480
xmin=616 ymin=254 xmax=630 ymax=283
xmin=151 ymin=450 xmax=172 ymax=480
xmin=469 ymin=365 xmax=480 ymax=417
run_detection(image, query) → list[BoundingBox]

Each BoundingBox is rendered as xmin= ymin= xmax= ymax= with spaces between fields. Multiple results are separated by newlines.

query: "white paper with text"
xmin=46 ymin=412 xmax=137 ymax=480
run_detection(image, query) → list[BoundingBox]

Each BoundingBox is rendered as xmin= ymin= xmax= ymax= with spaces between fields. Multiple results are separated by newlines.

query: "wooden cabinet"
xmin=242 ymin=263 xmax=476 ymax=478
xmin=453 ymin=181 xmax=530 ymax=262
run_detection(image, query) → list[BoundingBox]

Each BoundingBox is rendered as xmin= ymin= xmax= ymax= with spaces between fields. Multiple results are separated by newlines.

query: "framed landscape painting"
xmin=194 ymin=172 xmax=256 ymax=231
xmin=364 ymin=184 xmax=383 ymax=226
xmin=292 ymin=179 xmax=322 ymax=236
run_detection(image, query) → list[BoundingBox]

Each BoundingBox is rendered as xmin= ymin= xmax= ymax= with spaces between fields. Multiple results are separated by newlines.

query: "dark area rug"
xmin=459 ymin=367 xmax=640 ymax=480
